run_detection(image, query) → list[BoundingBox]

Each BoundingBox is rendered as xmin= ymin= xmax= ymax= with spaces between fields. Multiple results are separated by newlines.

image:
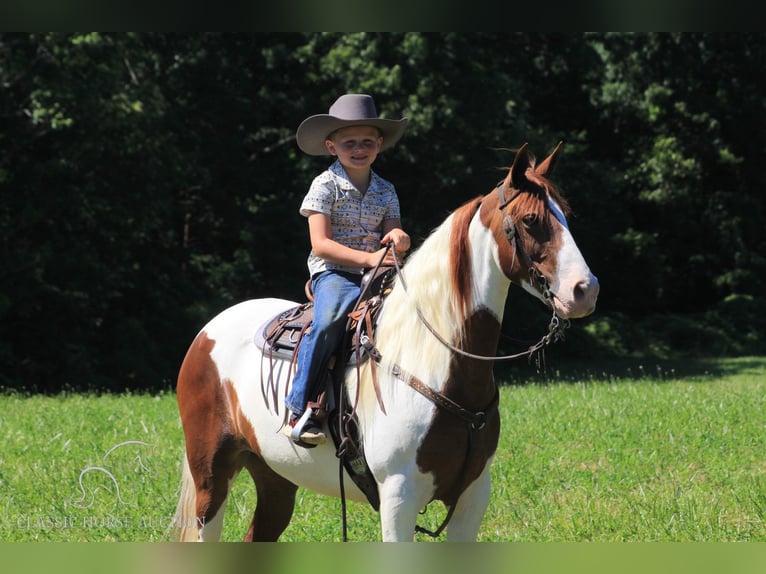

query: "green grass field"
xmin=1 ymin=357 xmax=765 ymax=542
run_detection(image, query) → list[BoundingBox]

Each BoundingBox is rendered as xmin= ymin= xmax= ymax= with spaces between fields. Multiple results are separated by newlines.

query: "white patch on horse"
xmin=468 ymin=210 xmax=512 ymax=322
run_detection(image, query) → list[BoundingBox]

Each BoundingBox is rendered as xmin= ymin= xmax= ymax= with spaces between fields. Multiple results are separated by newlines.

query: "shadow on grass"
xmin=494 ymin=355 xmax=766 ymax=386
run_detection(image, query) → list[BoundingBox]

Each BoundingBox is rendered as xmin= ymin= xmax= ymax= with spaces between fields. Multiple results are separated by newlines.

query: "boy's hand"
xmin=381 ymin=228 xmax=411 ymax=255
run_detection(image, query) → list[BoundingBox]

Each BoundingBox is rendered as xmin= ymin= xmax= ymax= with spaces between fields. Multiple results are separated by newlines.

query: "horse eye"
xmin=522 ymin=213 xmax=539 ymax=228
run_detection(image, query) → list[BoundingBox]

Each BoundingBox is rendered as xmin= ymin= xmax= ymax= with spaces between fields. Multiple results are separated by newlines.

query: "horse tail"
xmin=173 ymin=453 xmax=200 ymax=542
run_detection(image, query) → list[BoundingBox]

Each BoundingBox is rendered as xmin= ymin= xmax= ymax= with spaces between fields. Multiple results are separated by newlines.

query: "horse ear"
xmin=536 ymin=140 xmax=564 ymax=177
xmin=509 ymin=142 xmax=530 ymax=189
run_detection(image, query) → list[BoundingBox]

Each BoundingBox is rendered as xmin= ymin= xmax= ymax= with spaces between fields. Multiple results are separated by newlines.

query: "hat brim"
xmin=296 ymin=115 xmax=408 ymax=156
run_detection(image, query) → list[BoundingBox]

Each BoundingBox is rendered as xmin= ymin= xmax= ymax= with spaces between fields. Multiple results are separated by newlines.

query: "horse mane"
xmin=449 ymin=196 xmax=483 ymax=328
xmin=370 ymin=195 xmax=483 ymax=385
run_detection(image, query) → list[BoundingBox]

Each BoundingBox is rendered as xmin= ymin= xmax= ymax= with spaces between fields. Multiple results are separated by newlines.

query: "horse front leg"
xmin=445 ymin=465 xmax=492 ymax=541
xmin=378 ymin=473 xmax=432 ymax=541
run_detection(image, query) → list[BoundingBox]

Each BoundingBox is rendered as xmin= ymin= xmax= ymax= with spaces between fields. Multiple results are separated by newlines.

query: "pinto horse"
xmin=174 ymin=142 xmax=599 ymax=542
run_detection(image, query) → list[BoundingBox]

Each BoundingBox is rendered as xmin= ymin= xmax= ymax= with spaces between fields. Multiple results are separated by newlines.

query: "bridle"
xmin=391 ymin=182 xmax=570 ymax=363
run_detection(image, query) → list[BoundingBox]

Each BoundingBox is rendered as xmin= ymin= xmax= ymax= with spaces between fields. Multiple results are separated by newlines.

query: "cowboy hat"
xmin=296 ymin=94 xmax=408 ymax=156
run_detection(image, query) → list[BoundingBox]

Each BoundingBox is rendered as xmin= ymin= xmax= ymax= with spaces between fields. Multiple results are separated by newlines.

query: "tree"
xmin=2 ymin=33 xmax=764 ymax=391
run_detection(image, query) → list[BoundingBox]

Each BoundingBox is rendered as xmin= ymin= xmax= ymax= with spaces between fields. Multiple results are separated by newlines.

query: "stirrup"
xmin=286 ymin=409 xmax=326 ymax=447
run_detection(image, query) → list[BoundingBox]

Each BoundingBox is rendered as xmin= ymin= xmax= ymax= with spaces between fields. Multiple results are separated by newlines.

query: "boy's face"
xmin=325 ymin=126 xmax=383 ymax=173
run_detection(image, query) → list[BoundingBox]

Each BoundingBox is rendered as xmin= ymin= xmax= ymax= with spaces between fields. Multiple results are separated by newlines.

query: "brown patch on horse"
xmin=222 ymin=378 xmax=262 ymax=457
xmin=177 ymin=331 xmax=298 ymax=541
xmin=176 ymin=331 xmax=240 ymax=526
xmin=222 ymin=381 xmax=298 ymax=542
xmin=415 ymin=308 xmax=502 ymax=504
xmin=242 ymin=455 xmax=298 ymax=542
xmin=449 ymin=196 xmax=484 ymax=325
xmin=509 ymin=180 xmax=566 ymax=283
xmin=176 ymin=332 xmax=235 ymax=462
xmin=220 ymin=379 xmax=299 ymax=541
xmin=525 ymin=168 xmax=570 ymax=217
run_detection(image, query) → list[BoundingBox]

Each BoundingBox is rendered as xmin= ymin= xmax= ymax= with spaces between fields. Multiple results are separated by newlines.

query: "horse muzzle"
xmin=552 ymin=273 xmax=600 ymax=319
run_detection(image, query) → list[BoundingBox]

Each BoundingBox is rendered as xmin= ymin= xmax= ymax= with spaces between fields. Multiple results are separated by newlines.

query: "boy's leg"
xmin=284 ymin=271 xmax=361 ymax=442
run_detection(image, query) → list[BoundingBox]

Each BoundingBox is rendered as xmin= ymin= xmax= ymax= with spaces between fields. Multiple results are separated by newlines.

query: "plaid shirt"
xmin=300 ymin=160 xmax=401 ymax=276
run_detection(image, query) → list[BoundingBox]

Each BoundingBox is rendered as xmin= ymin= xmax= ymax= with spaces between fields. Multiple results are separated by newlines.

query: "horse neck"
xmin=375 ymin=208 xmax=509 ymax=404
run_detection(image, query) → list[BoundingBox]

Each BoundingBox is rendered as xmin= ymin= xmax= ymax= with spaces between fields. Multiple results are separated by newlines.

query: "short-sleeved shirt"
xmin=300 ymin=160 xmax=401 ymax=276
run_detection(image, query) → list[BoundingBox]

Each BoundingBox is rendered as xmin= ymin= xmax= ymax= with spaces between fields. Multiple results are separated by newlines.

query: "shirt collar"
xmin=329 ymin=160 xmax=383 ymax=193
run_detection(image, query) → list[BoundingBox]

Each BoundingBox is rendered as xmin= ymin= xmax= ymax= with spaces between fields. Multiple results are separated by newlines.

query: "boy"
xmin=283 ymin=94 xmax=410 ymax=446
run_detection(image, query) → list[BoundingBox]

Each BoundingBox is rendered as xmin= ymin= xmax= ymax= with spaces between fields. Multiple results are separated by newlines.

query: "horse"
xmin=173 ymin=141 xmax=599 ymax=542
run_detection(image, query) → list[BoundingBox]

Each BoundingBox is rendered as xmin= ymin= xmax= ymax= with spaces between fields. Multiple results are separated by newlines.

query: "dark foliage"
xmin=1 ymin=33 xmax=764 ymax=392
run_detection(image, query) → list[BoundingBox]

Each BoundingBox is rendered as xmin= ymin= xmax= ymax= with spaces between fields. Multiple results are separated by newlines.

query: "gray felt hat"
xmin=296 ymin=94 xmax=408 ymax=156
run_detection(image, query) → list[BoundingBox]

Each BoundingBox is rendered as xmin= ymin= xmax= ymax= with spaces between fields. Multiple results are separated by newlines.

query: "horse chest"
xmin=416 ymin=402 xmax=501 ymax=503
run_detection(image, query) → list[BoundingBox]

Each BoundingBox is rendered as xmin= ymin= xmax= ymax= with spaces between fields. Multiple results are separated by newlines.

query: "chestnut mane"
xmin=448 ymin=196 xmax=484 ymax=327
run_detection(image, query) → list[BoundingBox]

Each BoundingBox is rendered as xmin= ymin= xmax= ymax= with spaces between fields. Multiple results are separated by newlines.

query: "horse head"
xmin=481 ymin=142 xmax=599 ymax=319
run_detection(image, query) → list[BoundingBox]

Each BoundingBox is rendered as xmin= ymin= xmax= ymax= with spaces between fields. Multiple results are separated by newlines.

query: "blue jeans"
xmin=285 ymin=270 xmax=362 ymax=416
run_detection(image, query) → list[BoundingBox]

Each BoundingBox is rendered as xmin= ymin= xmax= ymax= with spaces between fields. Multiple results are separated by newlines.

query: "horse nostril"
xmin=574 ymin=281 xmax=586 ymax=301
xmin=574 ymin=276 xmax=599 ymax=303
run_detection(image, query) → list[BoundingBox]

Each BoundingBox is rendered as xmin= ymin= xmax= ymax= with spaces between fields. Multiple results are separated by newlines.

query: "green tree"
xmin=585 ymin=33 xmax=766 ymax=314
xmin=2 ymin=33 xmax=764 ymax=391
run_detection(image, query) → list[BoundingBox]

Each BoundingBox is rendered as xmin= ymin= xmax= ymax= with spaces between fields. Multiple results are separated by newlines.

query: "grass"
xmin=1 ymin=357 xmax=765 ymax=542
xmin=0 ymin=392 xmax=182 ymax=541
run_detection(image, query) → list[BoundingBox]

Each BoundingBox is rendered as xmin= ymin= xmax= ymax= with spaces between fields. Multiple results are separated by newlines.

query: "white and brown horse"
xmin=174 ymin=142 xmax=599 ymax=541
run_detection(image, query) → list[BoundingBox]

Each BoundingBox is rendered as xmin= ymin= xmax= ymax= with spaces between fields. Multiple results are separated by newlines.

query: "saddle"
xmin=256 ymin=266 xmax=397 ymax=511
xmin=257 ymin=266 xmax=395 ymax=365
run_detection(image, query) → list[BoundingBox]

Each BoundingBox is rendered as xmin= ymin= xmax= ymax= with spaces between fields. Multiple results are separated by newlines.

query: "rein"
xmin=390 ymin=184 xmax=571 ymax=364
